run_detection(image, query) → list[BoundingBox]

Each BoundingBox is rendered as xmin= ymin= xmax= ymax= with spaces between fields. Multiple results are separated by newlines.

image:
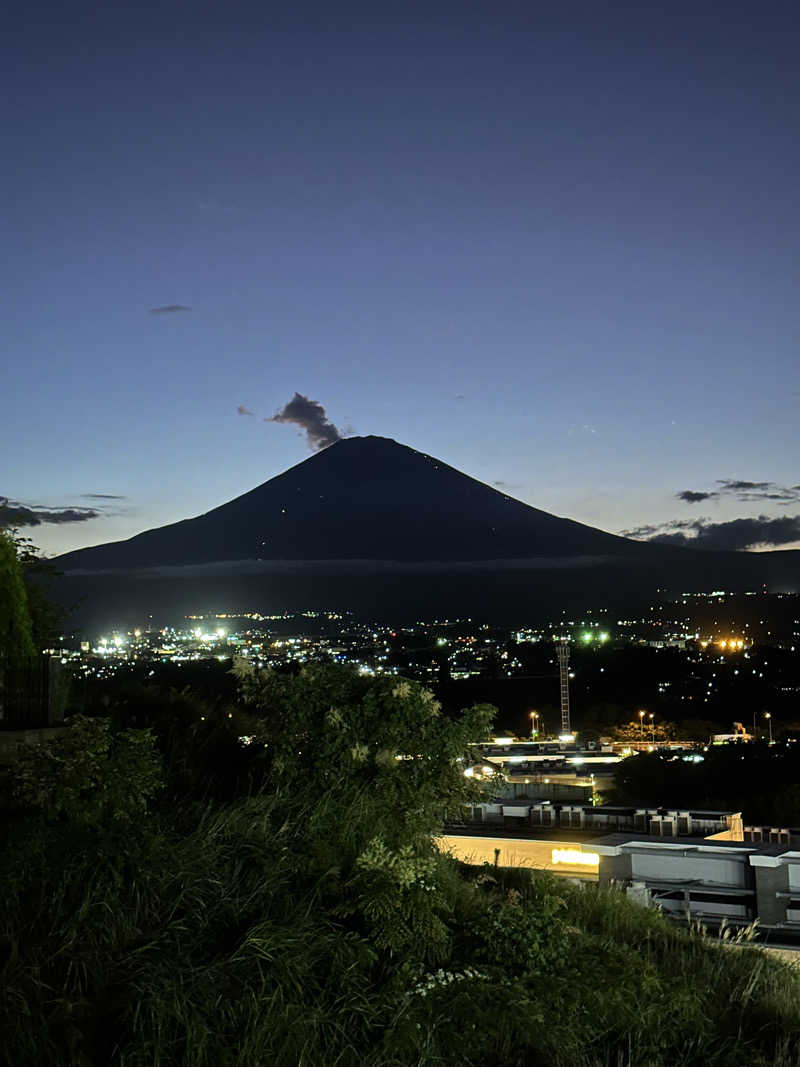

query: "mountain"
xmin=53 ymin=436 xmax=798 ymax=627
xmin=57 ymin=436 xmax=646 ymax=570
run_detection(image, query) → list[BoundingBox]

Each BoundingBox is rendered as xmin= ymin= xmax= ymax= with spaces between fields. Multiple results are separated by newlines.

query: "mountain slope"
xmin=57 ymin=436 xmax=647 ymax=570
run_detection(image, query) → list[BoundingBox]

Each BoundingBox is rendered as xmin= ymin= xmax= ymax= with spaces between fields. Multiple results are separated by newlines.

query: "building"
xmin=590 ymin=835 xmax=800 ymax=933
xmin=465 ymin=801 xmax=740 ymax=839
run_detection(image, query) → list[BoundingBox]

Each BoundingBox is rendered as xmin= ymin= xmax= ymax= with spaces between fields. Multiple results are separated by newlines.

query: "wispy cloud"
xmin=676 ymin=490 xmax=719 ymax=503
xmin=149 ymin=304 xmax=191 ymax=314
xmin=81 ymin=493 xmax=127 ymax=500
xmin=0 ymin=498 xmax=101 ymax=529
xmin=237 ymin=405 xmax=255 ymax=417
xmin=677 ymin=479 xmax=800 ymax=506
xmin=622 ymin=514 xmax=800 ymax=551
xmin=267 ymin=393 xmax=343 ymax=451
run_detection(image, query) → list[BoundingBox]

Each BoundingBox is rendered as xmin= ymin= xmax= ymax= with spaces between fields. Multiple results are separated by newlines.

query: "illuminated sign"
xmin=551 ymin=848 xmax=599 ymax=867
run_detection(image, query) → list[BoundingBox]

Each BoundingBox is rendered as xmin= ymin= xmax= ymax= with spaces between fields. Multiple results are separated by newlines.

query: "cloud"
xmin=676 ymin=490 xmax=719 ymax=503
xmin=493 ymin=480 xmax=523 ymax=490
xmin=149 ymin=304 xmax=191 ymax=314
xmin=81 ymin=493 xmax=127 ymax=500
xmin=677 ymin=479 xmax=800 ymax=506
xmin=237 ymin=405 xmax=255 ymax=417
xmin=267 ymin=393 xmax=343 ymax=451
xmin=622 ymin=514 xmax=800 ymax=552
xmin=622 ymin=519 xmax=697 ymax=540
xmin=717 ymin=479 xmax=772 ymax=493
xmin=0 ymin=498 xmax=100 ymax=529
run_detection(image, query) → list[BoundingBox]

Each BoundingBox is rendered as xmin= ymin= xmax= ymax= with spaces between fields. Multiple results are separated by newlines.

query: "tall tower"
xmin=556 ymin=637 xmax=571 ymax=738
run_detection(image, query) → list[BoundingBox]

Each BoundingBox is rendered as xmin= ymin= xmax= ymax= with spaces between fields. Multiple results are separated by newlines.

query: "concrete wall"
xmin=753 ymin=863 xmax=792 ymax=926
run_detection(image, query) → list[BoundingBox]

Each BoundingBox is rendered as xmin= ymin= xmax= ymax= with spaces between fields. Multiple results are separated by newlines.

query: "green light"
xmin=599 ymin=632 xmax=609 ymax=643
xmin=582 ymin=632 xmax=592 ymax=643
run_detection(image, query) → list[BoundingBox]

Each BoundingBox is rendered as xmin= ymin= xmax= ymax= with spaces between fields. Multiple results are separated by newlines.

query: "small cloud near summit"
xmin=149 ymin=304 xmax=192 ymax=314
xmin=237 ymin=405 xmax=255 ymax=417
xmin=268 ymin=393 xmax=343 ymax=451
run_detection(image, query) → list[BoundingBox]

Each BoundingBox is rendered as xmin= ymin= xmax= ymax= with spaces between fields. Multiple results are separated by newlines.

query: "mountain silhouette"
xmin=57 ymin=436 xmax=647 ymax=569
xmin=53 ymin=436 xmax=798 ymax=627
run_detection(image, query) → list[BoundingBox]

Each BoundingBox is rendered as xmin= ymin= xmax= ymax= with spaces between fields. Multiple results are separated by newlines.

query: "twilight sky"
xmin=3 ymin=1 xmax=799 ymax=556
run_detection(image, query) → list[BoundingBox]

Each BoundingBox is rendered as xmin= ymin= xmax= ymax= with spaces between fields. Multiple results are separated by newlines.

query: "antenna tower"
xmin=556 ymin=637 xmax=571 ymax=737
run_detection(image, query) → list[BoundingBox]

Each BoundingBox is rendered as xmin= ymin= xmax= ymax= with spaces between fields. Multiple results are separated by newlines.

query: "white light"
xmin=552 ymin=848 xmax=599 ymax=867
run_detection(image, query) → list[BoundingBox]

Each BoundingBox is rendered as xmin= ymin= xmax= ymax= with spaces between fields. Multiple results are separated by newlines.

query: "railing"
xmin=0 ymin=656 xmax=56 ymax=728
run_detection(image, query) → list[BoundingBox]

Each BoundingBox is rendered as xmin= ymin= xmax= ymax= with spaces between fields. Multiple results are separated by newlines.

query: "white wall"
xmin=630 ymin=851 xmax=748 ymax=887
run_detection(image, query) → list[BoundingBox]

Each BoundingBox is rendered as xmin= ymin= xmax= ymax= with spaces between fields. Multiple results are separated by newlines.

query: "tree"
xmin=0 ymin=530 xmax=35 ymax=665
xmin=8 ymin=715 xmax=163 ymax=825
xmin=235 ymin=662 xmax=497 ymax=959
xmin=9 ymin=530 xmax=68 ymax=649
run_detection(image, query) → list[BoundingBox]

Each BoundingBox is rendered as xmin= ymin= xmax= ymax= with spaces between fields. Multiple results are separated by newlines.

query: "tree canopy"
xmin=0 ymin=530 xmax=35 ymax=665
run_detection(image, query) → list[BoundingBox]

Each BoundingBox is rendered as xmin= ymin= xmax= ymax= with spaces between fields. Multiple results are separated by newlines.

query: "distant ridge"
xmin=57 ymin=436 xmax=647 ymax=570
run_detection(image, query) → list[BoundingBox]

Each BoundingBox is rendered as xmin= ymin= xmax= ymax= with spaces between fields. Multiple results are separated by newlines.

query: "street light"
xmin=638 ymin=709 xmax=645 ymax=744
xmin=764 ymin=712 xmax=773 ymax=744
xmin=529 ymin=710 xmax=539 ymax=739
xmin=649 ymin=712 xmax=655 ymax=745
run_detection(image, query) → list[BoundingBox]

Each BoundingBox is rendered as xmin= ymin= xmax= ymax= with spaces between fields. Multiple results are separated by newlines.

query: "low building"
xmin=465 ymin=801 xmax=741 ymax=839
xmin=589 ymin=835 xmax=800 ymax=933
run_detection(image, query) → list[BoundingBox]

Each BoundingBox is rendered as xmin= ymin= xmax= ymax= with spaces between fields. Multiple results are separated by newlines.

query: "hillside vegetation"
xmin=2 ymin=666 xmax=799 ymax=1066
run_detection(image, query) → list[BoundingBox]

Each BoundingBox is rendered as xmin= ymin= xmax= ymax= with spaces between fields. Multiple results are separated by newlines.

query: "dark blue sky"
xmin=4 ymin=1 xmax=799 ymax=555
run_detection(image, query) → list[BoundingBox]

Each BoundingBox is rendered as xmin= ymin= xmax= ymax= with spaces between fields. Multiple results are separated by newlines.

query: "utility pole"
xmin=556 ymin=637 xmax=571 ymax=739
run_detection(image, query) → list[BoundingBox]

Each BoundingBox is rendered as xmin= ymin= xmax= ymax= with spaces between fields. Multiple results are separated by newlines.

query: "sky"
xmin=3 ymin=0 xmax=799 ymax=556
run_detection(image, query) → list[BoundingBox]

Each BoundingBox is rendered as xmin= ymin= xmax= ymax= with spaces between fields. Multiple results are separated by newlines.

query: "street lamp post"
xmin=529 ymin=710 xmax=539 ymax=740
xmin=638 ymin=709 xmax=645 ymax=746
xmin=649 ymin=713 xmax=655 ymax=745
xmin=764 ymin=712 xmax=772 ymax=744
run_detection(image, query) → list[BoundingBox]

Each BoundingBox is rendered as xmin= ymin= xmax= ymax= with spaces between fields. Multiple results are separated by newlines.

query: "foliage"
xmin=236 ymin=662 xmax=495 ymax=841
xmin=6 ymin=715 xmax=163 ymax=825
xmin=0 ymin=530 xmax=35 ymax=664
xmin=607 ymin=719 xmax=677 ymax=743
xmin=0 ymin=528 xmax=67 ymax=652
xmin=2 ymin=668 xmax=800 ymax=1065
xmin=611 ymin=744 xmax=800 ymax=824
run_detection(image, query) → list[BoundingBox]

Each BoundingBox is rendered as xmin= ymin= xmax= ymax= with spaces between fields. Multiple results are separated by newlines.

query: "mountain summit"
xmin=58 ymin=436 xmax=641 ymax=571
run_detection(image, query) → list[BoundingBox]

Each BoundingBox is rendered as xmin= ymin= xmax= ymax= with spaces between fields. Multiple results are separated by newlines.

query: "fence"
xmin=0 ymin=656 xmax=63 ymax=729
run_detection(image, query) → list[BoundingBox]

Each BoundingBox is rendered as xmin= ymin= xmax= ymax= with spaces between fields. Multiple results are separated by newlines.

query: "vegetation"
xmin=2 ymin=666 xmax=800 ymax=1065
xmin=0 ymin=530 xmax=35 ymax=664
xmin=612 ymin=745 xmax=800 ymax=826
